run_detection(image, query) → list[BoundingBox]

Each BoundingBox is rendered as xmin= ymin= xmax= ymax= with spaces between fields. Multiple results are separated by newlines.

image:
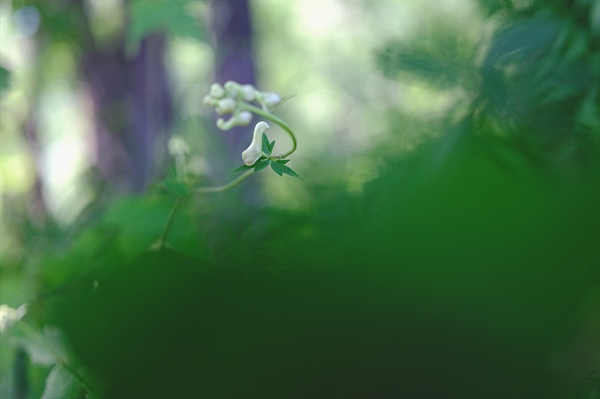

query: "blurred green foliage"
xmin=376 ymin=0 xmax=600 ymax=171
xmin=1 ymin=0 xmax=599 ymax=398
xmin=126 ymin=0 xmax=205 ymax=55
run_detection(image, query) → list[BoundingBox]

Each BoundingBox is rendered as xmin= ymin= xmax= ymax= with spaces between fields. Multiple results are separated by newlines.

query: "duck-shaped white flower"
xmin=241 ymin=121 xmax=269 ymax=166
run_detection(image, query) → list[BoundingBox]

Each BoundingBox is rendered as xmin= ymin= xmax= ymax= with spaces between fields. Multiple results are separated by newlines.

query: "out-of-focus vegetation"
xmin=1 ymin=0 xmax=599 ymax=398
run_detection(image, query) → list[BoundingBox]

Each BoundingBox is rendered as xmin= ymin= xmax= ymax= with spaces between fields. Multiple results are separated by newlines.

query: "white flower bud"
xmin=261 ymin=92 xmax=281 ymax=107
xmin=216 ymin=117 xmax=234 ymax=130
xmin=210 ymin=83 xmax=225 ymax=98
xmin=216 ymin=111 xmax=253 ymax=131
xmin=215 ymin=98 xmax=236 ymax=115
xmin=242 ymin=121 xmax=269 ymax=166
xmin=203 ymin=95 xmax=217 ymax=106
xmin=237 ymin=110 xmax=253 ymax=125
xmin=224 ymin=81 xmax=239 ymax=98
xmin=240 ymin=84 xmax=256 ymax=101
xmin=168 ymin=136 xmax=190 ymax=157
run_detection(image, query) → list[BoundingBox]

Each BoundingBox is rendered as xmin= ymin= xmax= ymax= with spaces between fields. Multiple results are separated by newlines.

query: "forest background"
xmin=0 ymin=0 xmax=599 ymax=398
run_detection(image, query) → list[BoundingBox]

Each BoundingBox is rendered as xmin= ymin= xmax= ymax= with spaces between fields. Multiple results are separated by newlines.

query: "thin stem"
xmin=157 ymin=170 xmax=254 ymax=251
xmin=241 ymin=103 xmax=297 ymax=158
xmin=157 ymin=197 xmax=185 ymax=250
xmin=196 ymin=169 xmax=254 ymax=193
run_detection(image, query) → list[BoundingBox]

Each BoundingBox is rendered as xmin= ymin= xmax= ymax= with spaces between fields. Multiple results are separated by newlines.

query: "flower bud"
xmin=240 ymin=84 xmax=256 ymax=101
xmin=168 ymin=136 xmax=190 ymax=157
xmin=209 ymin=83 xmax=225 ymax=98
xmin=237 ymin=110 xmax=253 ymax=125
xmin=203 ymin=95 xmax=217 ymax=106
xmin=216 ymin=117 xmax=234 ymax=131
xmin=216 ymin=111 xmax=253 ymax=131
xmin=242 ymin=121 xmax=269 ymax=166
xmin=261 ymin=92 xmax=281 ymax=108
xmin=224 ymin=81 xmax=239 ymax=98
xmin=215 ymin=98 xmax=236 ymax=115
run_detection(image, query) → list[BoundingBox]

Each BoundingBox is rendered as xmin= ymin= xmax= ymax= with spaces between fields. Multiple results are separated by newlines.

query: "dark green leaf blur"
xmin=0 ymin=0 xmax=598 ymax=398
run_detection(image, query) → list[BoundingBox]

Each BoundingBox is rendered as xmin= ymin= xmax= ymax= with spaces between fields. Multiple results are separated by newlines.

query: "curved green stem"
xmin=196 ymin=169 xmax=254 ymax=193
xmin=241 ymin=103 xmax=297 ymax=158
xmin=157 ymin=171 xmax=254 ymax=250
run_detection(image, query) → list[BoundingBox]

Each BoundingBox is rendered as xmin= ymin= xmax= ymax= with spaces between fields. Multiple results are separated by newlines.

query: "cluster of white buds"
xmin=203 ymin=81 xmax=282 ymax=131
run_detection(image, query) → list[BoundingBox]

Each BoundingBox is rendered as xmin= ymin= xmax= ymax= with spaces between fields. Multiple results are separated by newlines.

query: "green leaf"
xmin=262 ymin=133 xmax=271 ymax=155
xmin=41 ymin=364 xmax=82 ymax=399
xmin=270 ymin=160 xmax=302 ymax=179
xmin=279 ymin=165 xmax=303 ymax=179
xmin=253 ymin=159 xmax=270 ymax=172
xmin=232 ymin=164 xmax=252 ymax=173
xmin=270 ymin=160 xmax=284 ymax=176
xmin=268 ymin=140 xmax=276 ymax=153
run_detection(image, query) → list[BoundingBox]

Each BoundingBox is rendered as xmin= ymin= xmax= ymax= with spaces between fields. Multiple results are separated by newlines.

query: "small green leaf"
xmin=278 ymin=164 xmax=303 ymax=179
xmin=253 ymin=159 xmax=270 ymax=172
xmin=262 ymin=133 xmax=271 ymax=155
xmin=270 ymin=161 xmax=284 ymax=176
xmin=270 ymin=160 xmax=301 ymax=178
xmin=268 ymin=140 xmax=276 ymax=153
xmin=232 ymin=164 xmax=252 ymax=173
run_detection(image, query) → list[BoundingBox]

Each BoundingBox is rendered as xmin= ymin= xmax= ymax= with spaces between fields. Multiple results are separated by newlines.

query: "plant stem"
xmin=196 ymin=169 xmax=254 ymax=193
xmin=158 ymin=170 xmax=254 ymax=250
xmin=241 ymin=103 xmax=297 ymax=158
xmin=158 ymin=197 xmax=185 ymax=250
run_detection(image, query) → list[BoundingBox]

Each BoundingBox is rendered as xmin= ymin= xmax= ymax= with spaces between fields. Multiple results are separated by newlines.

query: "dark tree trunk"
xmin=210 ymin=0 xmax=259 ymax=204
xmin=81 ymin=35 xmax=172 ymax=194
xmin=70 ymin=1 xmax=172 ymax=194
xmin=211 ymin=0 xmax=256 ymax=156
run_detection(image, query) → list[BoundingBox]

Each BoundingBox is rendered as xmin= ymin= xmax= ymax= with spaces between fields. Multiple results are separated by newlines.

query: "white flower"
xmin=0 ymin=304 xmax=27 ymax=332
xmin=242 ymin=122 xmax=269 ymax=166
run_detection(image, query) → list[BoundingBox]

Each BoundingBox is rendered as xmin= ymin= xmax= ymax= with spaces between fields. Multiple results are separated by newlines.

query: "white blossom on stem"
xmin=242 ymin=122 xmax=269 ymax=166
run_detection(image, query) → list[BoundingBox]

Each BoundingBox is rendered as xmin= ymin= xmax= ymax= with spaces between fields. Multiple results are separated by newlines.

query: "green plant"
xmin=154 ymin=81 xmax=301 ymax=250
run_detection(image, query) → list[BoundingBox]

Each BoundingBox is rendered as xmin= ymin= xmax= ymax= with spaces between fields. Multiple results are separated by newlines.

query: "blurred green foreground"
xmin=1 ymin=0 xmax=599 ymax=398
